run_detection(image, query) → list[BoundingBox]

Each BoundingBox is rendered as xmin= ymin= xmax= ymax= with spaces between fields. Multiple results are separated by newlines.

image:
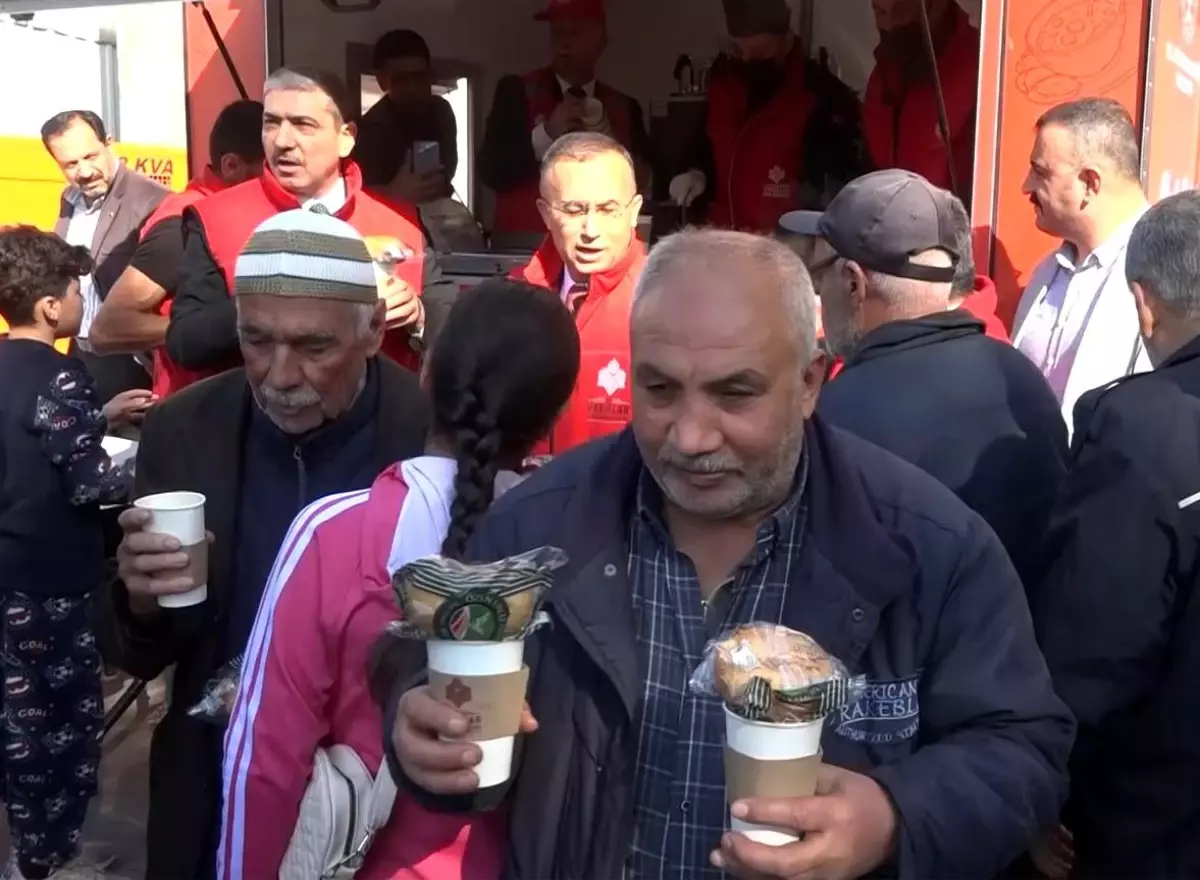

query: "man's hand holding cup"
xmin=392 ymin=685 xmax=538 ymax=794
xmin=713 ymin=765 xmax=899 ymax=879
xmin=117 ymin=492 xmax=211 ymax=615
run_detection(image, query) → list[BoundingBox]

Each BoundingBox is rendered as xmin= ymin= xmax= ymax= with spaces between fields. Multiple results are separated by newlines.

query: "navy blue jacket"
xmin=1035 ymin=336 xmax=1200 ymax=878
xmin=387 ymin=419 xmax=1073 ymax=879
xmin=818 ymin=312 xmax=1067 ymax=591
xmin=0 ymin=338 xmax=131 ymax=595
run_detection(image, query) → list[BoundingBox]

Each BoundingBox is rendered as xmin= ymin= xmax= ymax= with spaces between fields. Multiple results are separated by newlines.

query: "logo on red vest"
xmin=763 ymin=165 xmax=791 ymax=200
xmin=597 ymin=358 xmax=626 ymax=397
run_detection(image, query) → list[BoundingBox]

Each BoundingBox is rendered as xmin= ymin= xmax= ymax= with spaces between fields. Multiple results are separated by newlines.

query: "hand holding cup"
xmin=392 ymin=685 xmax=538 ymax=794
xmin=117 ymin=492 xmax=210 ymax=611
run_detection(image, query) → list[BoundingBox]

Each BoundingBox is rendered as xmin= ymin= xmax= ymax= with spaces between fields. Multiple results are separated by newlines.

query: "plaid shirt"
xmin=626 ymin=450 xmax=810 ymax=879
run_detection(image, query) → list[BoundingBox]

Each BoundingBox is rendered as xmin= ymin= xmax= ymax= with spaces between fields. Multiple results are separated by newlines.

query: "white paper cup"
xmin=427 ymin=640 xmax=524 ymax=788
xmin=725 ymin=705 xmax=825 ymax=845
xmin=134 ymin=491 xmax=208 ymax=609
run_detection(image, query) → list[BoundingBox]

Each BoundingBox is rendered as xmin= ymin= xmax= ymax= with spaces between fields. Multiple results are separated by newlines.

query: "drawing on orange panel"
xmin=1015 ymin=0 xmax=1138 ymax=103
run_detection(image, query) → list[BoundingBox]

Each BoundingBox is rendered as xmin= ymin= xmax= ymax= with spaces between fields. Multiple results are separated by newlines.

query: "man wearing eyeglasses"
xmin=511 ymin=131 xmax=646 ymax=455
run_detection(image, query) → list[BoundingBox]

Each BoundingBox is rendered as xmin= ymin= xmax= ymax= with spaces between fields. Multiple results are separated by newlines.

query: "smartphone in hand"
xmin=411 ymin=140 xmax=441 ymax=175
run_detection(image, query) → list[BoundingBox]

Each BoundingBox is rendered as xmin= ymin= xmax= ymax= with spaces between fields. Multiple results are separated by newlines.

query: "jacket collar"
xmin=190 ymin=166 xmax=228 ymax=198
xmin=522 ymin=235 xmax=646 ymax=297
xmin=841 ymin=310 xmax=985 ymax=371
xmin=547 ymin=418 xmax=915 ymax=720
xmin=258 ymin=160 xmax=365 ymax=218
xmin=1161 ymin=333 xmax=1200 ymax=370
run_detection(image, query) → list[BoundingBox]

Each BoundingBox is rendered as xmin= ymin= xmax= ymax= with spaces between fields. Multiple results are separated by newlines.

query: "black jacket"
xmin=818 ymin=312 xmax=1068 ymax=591
xmin=387 ymin=422 xmax=1073 ymax=879
xmin=1034 ymin=336 xmax=1200 ymax=878
xmin=105 ymin=361 xmax=427 ymax=879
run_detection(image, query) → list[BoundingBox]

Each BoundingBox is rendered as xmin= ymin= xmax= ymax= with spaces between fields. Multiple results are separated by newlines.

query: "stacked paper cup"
xmin=724 ymin=705 xmax=825 ymax=845
xmin=426 ymin=639 xmax=528 ymax=788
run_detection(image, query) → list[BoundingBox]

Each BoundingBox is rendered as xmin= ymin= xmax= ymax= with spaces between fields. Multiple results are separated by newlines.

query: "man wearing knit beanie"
xmin=668 ymin=0 xmax=864 ymax=231
xmin=106 ymin=209 xmax=430 ymax=880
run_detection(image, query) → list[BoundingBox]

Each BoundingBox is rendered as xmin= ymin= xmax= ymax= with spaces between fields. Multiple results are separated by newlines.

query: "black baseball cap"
xmin=781 ymin=170 xmax=960 ymax=283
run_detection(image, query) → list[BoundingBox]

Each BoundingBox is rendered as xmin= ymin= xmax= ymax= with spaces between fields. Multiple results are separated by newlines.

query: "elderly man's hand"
xmin=391 ymin=685 xmax=538 ymax=794
xmin=381 ymin=279 xmax=424 ymax=330
xmin=712 ymin=766 xmax=898 ymax=879
xmin=116 ymin=507 xmax=214 ymax=615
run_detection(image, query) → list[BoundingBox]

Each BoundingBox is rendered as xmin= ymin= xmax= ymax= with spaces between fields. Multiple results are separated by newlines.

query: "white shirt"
xmin=1013 ymin=210 xmax=1151 ymax=427
xmin=302 ymin=177 xmax=347 ymax=214
xmin=531 ymin=78 xmax=596 ymax=160
xmin=63 ymin=188 xmax=106 ymax=341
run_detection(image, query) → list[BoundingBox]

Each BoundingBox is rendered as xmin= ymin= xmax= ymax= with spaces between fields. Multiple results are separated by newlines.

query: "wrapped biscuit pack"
xmin=689 ymin=623 xmax=865 ymax=723
xmin=387 ymin=546 xmax=567 ymax=787
xmin=690 ymin=623 xmax=865 ymax=847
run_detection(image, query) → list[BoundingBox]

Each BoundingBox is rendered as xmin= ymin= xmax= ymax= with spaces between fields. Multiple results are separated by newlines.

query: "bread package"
xmin=389 ymin=546 xmax=567 ymax=642
xmin=690 ymin=623 xmax=865 ymax=723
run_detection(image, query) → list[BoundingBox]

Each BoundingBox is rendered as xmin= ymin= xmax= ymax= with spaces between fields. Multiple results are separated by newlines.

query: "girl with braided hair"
xmin=217 ymin=278 xmax=579 ymax=880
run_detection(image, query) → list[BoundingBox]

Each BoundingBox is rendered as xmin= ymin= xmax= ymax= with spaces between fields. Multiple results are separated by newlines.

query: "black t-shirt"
xmin=128 ymin=215 xmax=185 ymax=291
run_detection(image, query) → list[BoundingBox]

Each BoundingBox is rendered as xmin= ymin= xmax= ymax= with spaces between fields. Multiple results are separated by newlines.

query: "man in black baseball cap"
xmin=803 ymin=169 xmax=1068 ymax=594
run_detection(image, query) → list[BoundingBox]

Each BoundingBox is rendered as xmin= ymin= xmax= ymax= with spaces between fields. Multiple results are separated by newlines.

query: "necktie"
xmin=566 ymin=281 xmax=588 ymax=316
xmin=566 ymin=86 xmax=587 ymax=100
xmin=309 ymin=203 xmax=331 ymax=215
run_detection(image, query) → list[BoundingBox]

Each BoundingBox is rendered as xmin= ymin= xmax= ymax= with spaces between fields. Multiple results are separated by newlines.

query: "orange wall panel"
xmin=984 ymin=0 xmax=1150 ymax=324
xmin=184 ymin=0 xmax=267 ymax=172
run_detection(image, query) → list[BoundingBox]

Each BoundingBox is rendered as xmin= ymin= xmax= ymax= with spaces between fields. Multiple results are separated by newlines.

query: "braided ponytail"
xmin=440 ymin=388 xmax=503 ymax=559
xmin=368 ymin=278 xmax=581 ymax=706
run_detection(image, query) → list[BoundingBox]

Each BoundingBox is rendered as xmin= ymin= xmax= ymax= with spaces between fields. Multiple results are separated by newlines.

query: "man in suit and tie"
xmin=43 ymin=109 xmax=169 ymax=403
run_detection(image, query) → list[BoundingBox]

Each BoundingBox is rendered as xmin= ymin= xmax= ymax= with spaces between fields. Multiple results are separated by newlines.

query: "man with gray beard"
xmin=102 ymin=210 xmax=428 ymax=879
xmin=384 ymin=228 xmax=1073 ymax=880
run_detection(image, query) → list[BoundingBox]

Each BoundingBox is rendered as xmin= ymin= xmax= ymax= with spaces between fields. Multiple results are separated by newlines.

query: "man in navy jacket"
xmin=385 ymin=229 xmax=1073 ymax=879
xmin=804 ymin=171 xmax=1067 ymax=592
xmin=1035 ymin=191 xmax=1200 ymax=878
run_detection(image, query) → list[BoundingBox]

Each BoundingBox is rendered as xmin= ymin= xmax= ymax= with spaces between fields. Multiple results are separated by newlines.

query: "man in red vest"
xmin=862 ymin=0 xmax=979 ymax=205
xmin=168 ymin=67 xmax=450 ymax=384
xmin=511 ymin=131 xmax=645 ymax=456
xmin=669 ymin=0 xmax=863 ymax=232
xmin=89 ymin=99 xmax=264 ymax=398
xmin=477 ymin=0 xmax=654 ymax=238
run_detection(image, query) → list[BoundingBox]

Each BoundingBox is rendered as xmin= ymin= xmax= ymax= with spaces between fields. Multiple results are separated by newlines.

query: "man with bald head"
xmin=105 ymin=210 xmax=428 ymax=879
xmin=811 ymin=170 xmax=1067 ymax=590
xmin=383 ymin=229 xmax=1073 ymax=879
xmin=512 ymin=130 xmax=646 ymax=456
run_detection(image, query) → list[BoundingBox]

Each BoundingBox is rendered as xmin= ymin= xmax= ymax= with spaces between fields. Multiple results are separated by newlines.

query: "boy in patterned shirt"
xmin=0 ymin=226 xmax=153 ymax=879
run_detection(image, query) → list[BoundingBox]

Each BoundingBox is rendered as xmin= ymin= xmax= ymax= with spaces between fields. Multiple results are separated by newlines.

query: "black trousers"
xmin=1 ymin=591 xmax=103 ymax=879
xmin=69 ymin=344 xmax=151 ymax=406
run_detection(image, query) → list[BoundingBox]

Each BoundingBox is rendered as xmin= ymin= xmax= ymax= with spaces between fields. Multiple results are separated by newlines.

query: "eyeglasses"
xmin=539 ymin=197 xmax=637 ymax=225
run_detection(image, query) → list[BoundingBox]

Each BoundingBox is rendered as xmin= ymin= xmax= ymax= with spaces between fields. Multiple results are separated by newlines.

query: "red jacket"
xmin=494 ymin=68 xmax=634 ymax=235
xmin=187 ymin=161 xmax=424 ymax=386
xmin=146 ymin=168 xmax=227 ymax=399
xmin=511 ymin=236 xmax=645 ymax=454
xmin=862 ymin=4 xmax=978 ymax=193
xmin=706 ymin=48 xmax=818 ymax=232
xmin=962 ymin=275 xmax=1010 ymax=342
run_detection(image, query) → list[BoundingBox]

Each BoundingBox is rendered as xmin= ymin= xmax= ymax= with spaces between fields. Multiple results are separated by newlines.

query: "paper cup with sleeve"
xmin=388 ymin=546 xmax=567 ymax=788
xmin=690 ymin=624 xmax=865 ymax=846
xmin=133 ymin=491 xmax=208 ymax=608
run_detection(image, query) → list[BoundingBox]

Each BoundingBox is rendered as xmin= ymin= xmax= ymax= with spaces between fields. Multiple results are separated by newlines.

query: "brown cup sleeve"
xmin=181 ymin=541 xmax=208 ymax=586
xmin=428 ymin=665 xmax=530 ymax=741
xmin=724 ymin=747 xmax=822 ymax=803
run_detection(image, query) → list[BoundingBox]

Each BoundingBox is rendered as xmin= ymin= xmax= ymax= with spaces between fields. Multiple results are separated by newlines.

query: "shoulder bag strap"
xmin=336 ymin=764 xmax=400 ymax=878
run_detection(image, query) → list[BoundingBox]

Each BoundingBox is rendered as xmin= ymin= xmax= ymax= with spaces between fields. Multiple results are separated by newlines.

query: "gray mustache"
xmin=658 ymin=450 xmax=739 ymax=474
xmin=258 ymin=386 xmax=321 ymax=408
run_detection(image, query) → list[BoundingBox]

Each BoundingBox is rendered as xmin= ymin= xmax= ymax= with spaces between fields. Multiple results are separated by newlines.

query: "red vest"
xmin=511 ymin=236 xmax=645 ymax=455
xmin=493 ymin=68 xmax=634 ymax=235
xmin=146 ymin=169 xmax=226 ymax=399
xmin=706 ymin=49 xmax=817 ymax=232
xmin=862 ymin=5 xmax=979 ymax=193
xmin=188 ymin=161 xmax=425 ymax=387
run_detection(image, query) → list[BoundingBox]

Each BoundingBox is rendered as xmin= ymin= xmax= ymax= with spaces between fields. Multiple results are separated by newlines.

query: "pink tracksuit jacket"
xmin=218 ymin=457 xmax=507 ymax=880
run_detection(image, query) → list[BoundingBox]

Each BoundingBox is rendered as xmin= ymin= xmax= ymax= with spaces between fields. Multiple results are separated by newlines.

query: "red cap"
xmin=533 ymin=0 xmax=606 ymax=23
